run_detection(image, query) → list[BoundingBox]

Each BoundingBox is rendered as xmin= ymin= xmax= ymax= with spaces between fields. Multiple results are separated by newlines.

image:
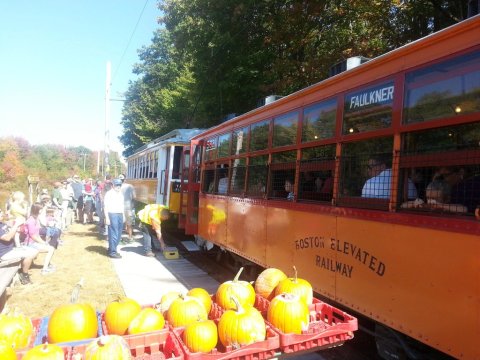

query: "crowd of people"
xmin=1 ymin=173 xmax=173 ymax=286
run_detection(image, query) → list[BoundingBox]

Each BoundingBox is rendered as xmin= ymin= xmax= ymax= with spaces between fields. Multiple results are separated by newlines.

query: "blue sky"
xmin=0 ymin=0 xmax=160 ymax=155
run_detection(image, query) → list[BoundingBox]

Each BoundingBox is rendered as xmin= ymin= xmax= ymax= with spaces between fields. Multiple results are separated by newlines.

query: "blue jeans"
xmin=107 ymin=213 xmax=123 ymax=255
xmin=141 ymin=222 xmax=162 ymax=253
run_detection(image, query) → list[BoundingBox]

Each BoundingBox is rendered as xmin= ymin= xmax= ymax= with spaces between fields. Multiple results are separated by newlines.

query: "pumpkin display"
xmin=127 ymin=307 xmax=165 ymax=335
xmin=254 ymin=268 xmax=287 ymax=300
xmin=22 ymin=343 xmax=65 ymax=359
xmin=216 ymin=267 xmax=255 ymax=310
xmin=167 ymin=295 xmax=208 ymax=328
xmin=158 ymin=291 xmax=182 ymax=316
xmin=84 ymin=335 xmax=132 ymax=360
xmin=274 ymin=266 xmax=313 ymax=305
xmin=104 ymin=298 xmax=141 ymax=335
xmin=187 ymin=287 xmax=212 ymax=314
xmin=0 ymin=340 xmax=16 ymax=360
xmin=47 ymin=302 xmax=98 ymax=343
xmin=0 ymin=307 xmax=33 ymax=350
xmin=267 ymin=293 xmax=309 ymax=334
xmin=217 ymin=296 xmax=266 ymax=347
xmin=183 ymin=319 xmax=218 ymax=353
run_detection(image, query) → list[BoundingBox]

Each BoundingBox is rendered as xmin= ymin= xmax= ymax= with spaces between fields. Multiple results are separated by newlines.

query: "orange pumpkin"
xmin=0 ymin=340 xmax=16 ymax=360
xmin=22 ymin=343 xmax=65 ymax=360
xmin=84 ymin=335 xmax=132 ymax=360
xmin=104 ymin=298 xmax=141 ymax=335
xmin=127 ymin=308 xmax=165 ymax=335
xmin=158 ymin=291 xmax=182 ymax=316
xmin=0 ymin=307 xmax=33 ymax=350
xmin=183 ymin=319 xmax=218 ymax=353
xmin=167 ymin=296 xmax=207 ymax=328
xmin=274 ymin=266 xmax=313 ymax=305
xmin=218 ymin=296 xmax=265 ymax=347
xmin=267 ymin=293 xmax=309 ymax=334
xmin=216 ymin=267 xmax=255 ymax=310
xmin=47 ymin=302 xmax=98 ymax=343
xmin=254 ymin=268 xmax=287 ymax=300
xmin=187 ymin=287 xmax=212 ymax=314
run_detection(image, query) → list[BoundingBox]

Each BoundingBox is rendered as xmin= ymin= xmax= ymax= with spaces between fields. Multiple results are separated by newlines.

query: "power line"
xmin=112 ymin=0 xmax=151 ymax=83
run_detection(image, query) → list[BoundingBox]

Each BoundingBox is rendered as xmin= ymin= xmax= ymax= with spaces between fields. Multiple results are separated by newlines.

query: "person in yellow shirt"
xmin=137 ymin=204 xmax=170 ymax=257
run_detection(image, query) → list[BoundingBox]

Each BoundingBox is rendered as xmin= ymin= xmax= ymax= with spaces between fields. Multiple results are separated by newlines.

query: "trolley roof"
xmin=129 ymin=128 xmax=205 ymax=157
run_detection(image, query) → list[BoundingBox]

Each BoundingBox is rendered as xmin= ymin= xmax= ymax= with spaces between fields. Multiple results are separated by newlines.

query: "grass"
xmin=5 ymin=222 xmax=125 ymax=318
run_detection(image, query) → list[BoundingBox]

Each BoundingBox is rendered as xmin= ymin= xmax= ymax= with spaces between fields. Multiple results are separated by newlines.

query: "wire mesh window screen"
xmin=338 ymin=137 xmax=393 ymax=209
xmin=202 ymin=168 xmax=215 ymax=193
xmin=298 ymin=145 xmax=336 ymax=202
xmin=268 ymin=162 xmax=296 ymax=200
xmin=246 ymin=159 xmax=268 ymax=198
xmin=399 ymin=123 xmax=480 ymax=215
xmin=230 ymin=158 xmax=246 ymax=196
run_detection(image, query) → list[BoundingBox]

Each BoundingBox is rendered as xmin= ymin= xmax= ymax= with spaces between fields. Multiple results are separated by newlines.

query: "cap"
xmin=112 ymin=178 xmax=122 ymax=186
xmin=118 ymin=174 xmax=125 ymax=180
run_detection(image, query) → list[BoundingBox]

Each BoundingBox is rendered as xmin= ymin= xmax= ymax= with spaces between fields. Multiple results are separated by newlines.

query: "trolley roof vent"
xmin=220 ymin=113 xmax=237 ymax=123
xmin=329 ymin=56 xmax=370 ymax=77
xmin=257 ymin=95 xmax=283 ymax=107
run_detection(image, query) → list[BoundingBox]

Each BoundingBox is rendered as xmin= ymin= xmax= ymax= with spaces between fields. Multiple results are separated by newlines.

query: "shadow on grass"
xmin=85 ymin=245 xmax=109 ymax=256
xmin=66 ymin=231 xmax=96 ymax=238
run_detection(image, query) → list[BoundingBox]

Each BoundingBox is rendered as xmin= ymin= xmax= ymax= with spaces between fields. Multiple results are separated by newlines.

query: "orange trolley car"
xmin=181 ymin=16 xmax=480 ymax=359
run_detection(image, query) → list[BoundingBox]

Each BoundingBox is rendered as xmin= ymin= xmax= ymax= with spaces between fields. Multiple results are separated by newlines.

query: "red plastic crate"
xmin=69 ymin=330 xmax=183 ymax=359
xmin=255 ymin=295 xmax=358 ymax=353
xmin=172 ymin=320 xmax=280 ymax=360
xmin=16 ymin=317 xmax=72 ymax=359
xmin=17 ymin=343 xmax=71 ymax=360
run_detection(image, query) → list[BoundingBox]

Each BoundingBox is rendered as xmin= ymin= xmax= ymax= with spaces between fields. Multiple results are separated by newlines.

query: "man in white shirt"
xmin=103 ymin=178 xmax=125 ymax=258
xmin=362 ymin=156 xmax=417 ymax=199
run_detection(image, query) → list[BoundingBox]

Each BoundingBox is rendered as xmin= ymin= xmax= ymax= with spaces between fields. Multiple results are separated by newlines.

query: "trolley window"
xmin=299 ymin=144 xmax=336 ymax=202
xmin=231 ymin=127 xmax=248 ymax=156
xmin=217 ymin=133 xmax=231 ymax=159
xmin=338 ymin=137 xmax=395 ymax=209
xmin=269 ymin=151 xmax=296 ymax=200
xmin=250 ymin=120 xmax=270 ymax=152
xmin=246 ymin=155 xmax=268 ymax=197
xmin=302 ymin=99 xmax=337 ymax=142
xmin=403 ymin=49 xmax=480 ymax=124
xmin=272 ymin=111 xmax=299 ymax=148
xmin=230 ymin=158 xmax=246 ymax=196
xmin=343 ymin=81 xmax=394 ymax=134
xmin=202 ymin=166 xmax=215 ymax=193
xmin=399 ymin=121 xmax=480 ymax=214
xmin=205 ymin=137 xmax=217 ymax=162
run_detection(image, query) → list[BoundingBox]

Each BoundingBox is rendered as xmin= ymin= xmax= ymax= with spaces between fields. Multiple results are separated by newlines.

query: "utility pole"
xmin=104 ymin=61 xmax=111 ymax=176
xmin=80 ymin=152 xmax=88 ymax=172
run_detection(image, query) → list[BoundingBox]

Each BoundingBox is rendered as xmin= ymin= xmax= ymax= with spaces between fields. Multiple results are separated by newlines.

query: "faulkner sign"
xmin=343 ymin=82 xmax=395 ymax=131
xmin=347 ymin=83 xmax=394 ymax=110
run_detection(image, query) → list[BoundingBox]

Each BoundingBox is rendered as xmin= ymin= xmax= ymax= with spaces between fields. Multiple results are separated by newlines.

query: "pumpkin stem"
xmin=98 ymin=335 xmax=109 ymax=346
xmin=42 ymin=343 xmax=50 ymax=351
xmin=293 ymin=266 xmax=298 ymax=283
xmin=230 ymin=296 xmax=243 ymax=313
xmin=70 ymin=278 xmax=84 ymax=304
xmin=233 ymin=267 xmax=244 ymax=282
